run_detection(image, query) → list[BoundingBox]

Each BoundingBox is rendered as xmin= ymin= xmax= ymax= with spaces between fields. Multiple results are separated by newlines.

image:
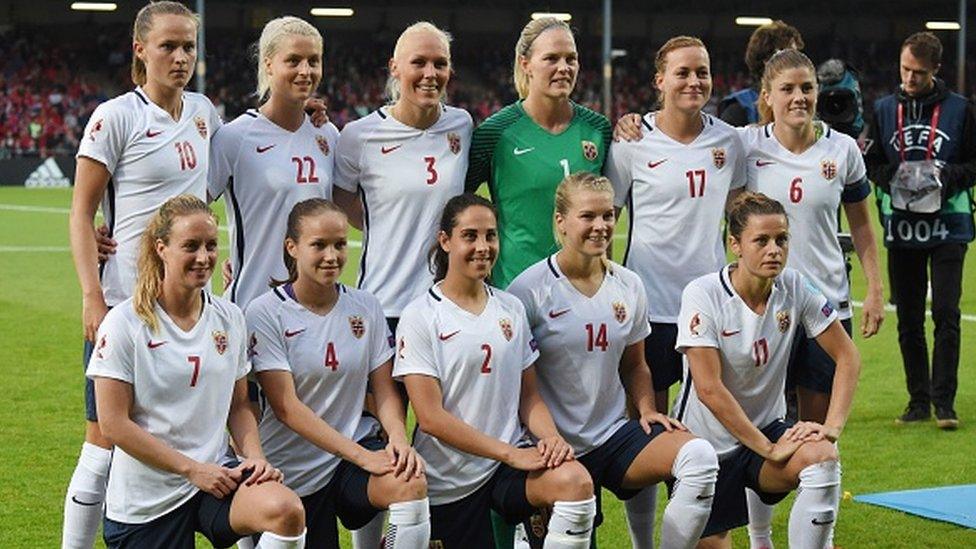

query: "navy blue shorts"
xmin=83 ymin=338 xmax=98 ymax=422
xmin=788 ymin=319 xmax=852 ymax=394
xmin=645 ymin=323 xmax=683 ymax=393
xmin=701 ymin=420 xmax=794 ymax=538
xmin=301 ymin=436 xmax=386 ymax=548
xmin=579 ymin=420 xmax=665 ymax=501
xmin=103 ymin=462 xmax=253 ymax=549
xmin=429 ymin=464 xmax=535 ymax=548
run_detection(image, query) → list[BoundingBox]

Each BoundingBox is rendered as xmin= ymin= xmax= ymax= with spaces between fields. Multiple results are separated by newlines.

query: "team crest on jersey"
xmin=776 ymin=310 xmax=792 ymax=333
xmin=95 ymin=334 xmax=108 ymax=359
xmin=247 ymin=333 xmax=258 ymax=358
xmin=194 ymin=116 xmax=208 ymax=139
xmin=499 ymin=318 xmax=514 ymax=341
xmin=315 ymin=135 xmax=330 ymax=156
xmin=612 ymin=301 xmax=628 ymax=323
xmin=213 ymin=330 xmax=228 ymax=354
xmin=712 ymin=147 xmax=726 ymax=169
xmin=821 ymin=159 xmax=837 ymax=180
xmin=689 ymin=313 xmax=701 ymax=337
xmin=348 ymin=316 xmax=365 ymax=339
xmin=88 ymin=119 xmax=103 ymax=142
xmin=447 ymin=132 xmax=461 ymax=155
xmin=581 ymin=140 xmax=598 ymax=162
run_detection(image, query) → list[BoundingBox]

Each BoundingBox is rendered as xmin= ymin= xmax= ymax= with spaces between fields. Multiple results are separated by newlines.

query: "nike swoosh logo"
xmin=696 ymin=494 xmax=713 ymax=500
xmin=566 ymin=528 xmax=591 ymax=536
xmin=438 ymin=330 xmax=461 ymax=341
xmin=812 ymin=518 xmax=834 ymax=526
xmin=647 ymin=159 xmax=667 ymax=168
xmin=71 ymin=495 xmax=102 ymax=506
xmin=721 ymin=329 xmax=741 ymax=337
xmin=147 ymin=340 xmax=167 ymax=349
xmin=756 ymin=160 xmax=775 ymax=167
xmin=381 ymin=145 xmax=403 ymax=154
xmin=548 ymin=309 xmax=571 ymax=319
xmin=513 ymin=147 xmax=535 ymax=155
xmin=145 ymin=129 xmax=163 ymax=138
xmin=284 ymin=329 xmax=305 ymax=338
xmin=256 ymin=144 xmax=276 ymax=153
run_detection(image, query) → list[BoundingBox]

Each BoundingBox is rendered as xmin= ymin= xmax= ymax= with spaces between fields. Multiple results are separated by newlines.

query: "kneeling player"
xmin=674 ymin=192 xmax=860 ymax=549
xmin=395 ymin=194 xmax=597 ymax=548
xmin=508 ymin=173 xmax=719 ymax=548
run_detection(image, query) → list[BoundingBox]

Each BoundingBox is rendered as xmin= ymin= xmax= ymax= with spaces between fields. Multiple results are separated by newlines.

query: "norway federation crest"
xmin=447 ymin=132 xmax=461 ymax=155
xmin=194 ymin=116 xmax=208 ymax=139
xmin=316 ymin=135 xmax=330 ymax=156
xmin=581 ymin=140 xmax=598 ymax=162
xmin=212 ymin=330 xmax=228 ymax=355
xmin=499 ymin=318 xmax=513 ymax=341
xmin=689 ymin=313 xmax=701 ymax=337
xmin=348 ymin=316 xmax=365 ymax=339
xmin=821 ymin=159 xmax=837 ymax=180
xmin=776 ymin=310 xmax=792 ymax=333
xmin=612 ymin=301 xmax=627 ymax=324
xmin=88 ymin=119 xmax=103 ymax=142
xmin=247 ymin=333 xmax=258 ymax=358
xmin=712 ymin=147 xmax=726 ymax=169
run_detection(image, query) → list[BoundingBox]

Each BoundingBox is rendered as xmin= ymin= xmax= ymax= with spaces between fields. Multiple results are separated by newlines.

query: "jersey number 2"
xmin=480 ymin=344 xmax=492 ymax=374
xmin=292 ymin=157 xmax=319 ymax=184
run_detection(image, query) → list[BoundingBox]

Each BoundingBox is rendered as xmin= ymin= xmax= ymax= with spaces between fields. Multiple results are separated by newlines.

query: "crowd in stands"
xmin=2 ymin=26 xmax=972 ymax=158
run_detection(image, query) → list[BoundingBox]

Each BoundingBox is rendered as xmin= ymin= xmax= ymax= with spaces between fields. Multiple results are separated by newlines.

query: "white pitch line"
xmin=851 ymin=300 xmax=976 ymax=323
xmin=0 ymin=203 xmax=71 ymax=214
xmin=0 ymin=241 xmax=363 ymax=252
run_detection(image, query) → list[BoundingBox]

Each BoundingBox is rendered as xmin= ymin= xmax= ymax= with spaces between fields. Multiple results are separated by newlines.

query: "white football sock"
xmin=236 ymin=536 xmax=256 ymax=549
xmin=256 ymin=528 xmax=306 ymax=549
xmin=788 ymin=461 xmax=840 ymax=549
xmin=747 ymin=488 xmax=775 ymax=549
xmin=660 ymin=439 xmax=718 ymax=549
xmin=352 ymin=511 xmax=386 ymax=549
xmin=544 ymin=497 xmax=596 ymax=549
xmin=62 ymin=442 xmax=111 ymax=549
xmin=384 ymin=498 xmax=430 ymax=548
xmin=624 ymin=484 xmax=657 ymax=549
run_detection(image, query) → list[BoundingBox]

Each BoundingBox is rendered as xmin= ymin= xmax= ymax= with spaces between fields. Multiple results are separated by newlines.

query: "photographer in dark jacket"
xmin=865 ymin=31 xmax=976 ymax=429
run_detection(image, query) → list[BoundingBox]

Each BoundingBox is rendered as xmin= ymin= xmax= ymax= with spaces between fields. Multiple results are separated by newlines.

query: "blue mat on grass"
xmin=854 ymin=484 xmax=976 ymax=529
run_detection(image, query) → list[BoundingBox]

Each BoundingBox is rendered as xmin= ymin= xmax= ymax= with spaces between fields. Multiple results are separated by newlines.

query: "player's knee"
xmin=549 ymin=462 xmax=593 ymax=501
xmin=673 ymin=438 xmax=719 ymax=487
xmin=259 ymin=488 xmax=305 ymax=535
xmin=387 ymin=474 xmax=428 ymax=502
xmin=794 ymin=439 xmax=838 ymax=469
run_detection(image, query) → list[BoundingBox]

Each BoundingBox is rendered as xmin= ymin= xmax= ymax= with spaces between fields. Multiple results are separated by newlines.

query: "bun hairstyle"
xmin=513 ymin=17 xmax=573 ymax=99
xmin=273 ymin=198 xmax=347 ymax=287
xmin=386 ymin=21 xmax=453 ymax=104
xmin=134 ymin=194 xmax=215 ymax=333
xmin=727 ymin=191 xmax=788 ymax=239
xmin=131 ymin=1 xmax=199 ymax=86
xmin=758 ymin=48 xmax=817 ymax=125
xmin=553 ymin=171 xmax=614 ymax=247
xmin=429 ymin=193 xmax=497 ymax=282
xmin=255 ymin=16 xmax=324 ymax=103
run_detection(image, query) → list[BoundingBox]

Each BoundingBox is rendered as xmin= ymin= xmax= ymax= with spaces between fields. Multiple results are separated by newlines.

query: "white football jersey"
xmin=673 ymin=265 xmax=837 ymax=457
xmin=77 ymin=88 xmax=221 ymax=306
xmin=392 ymin=284 xmax=539 ymax=505
xmin=209 ymin=110 xmax=339 ymax=309
xmin=508 ymin=255 xmax=651 ymax=455
xmin=740 ymin=123 xmax=868 ymax=320
xmin=86 ymin=293 xmax=250 ymax=523
xmin=245 ymin=283 xmax=393 ymax=496
xmin=605 ymin=112 xmax=747 ymax=323
xmin=334 ymin=106 xmax=472 ymax=317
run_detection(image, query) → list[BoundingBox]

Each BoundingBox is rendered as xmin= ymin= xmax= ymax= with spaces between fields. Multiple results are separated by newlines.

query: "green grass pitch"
xmin=0 ymin=187 xmax=974 ymax=547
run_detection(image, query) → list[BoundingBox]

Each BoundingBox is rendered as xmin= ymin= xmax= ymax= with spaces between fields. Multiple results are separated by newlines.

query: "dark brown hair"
xmin=727 ymin=191 xmax=788 ymax=239
xmin=902 ymin=32 xmax=942 ymax=69
xmin=272 ymin=198 xmax=347 ymax=287
xmin=428 ymin=194 xmax=497 ymax=282
xmin=745 ymin=20 xmax=804 ymax=84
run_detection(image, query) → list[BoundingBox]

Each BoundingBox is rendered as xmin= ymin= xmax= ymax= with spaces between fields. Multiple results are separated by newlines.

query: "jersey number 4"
xmin=585 ymin=323 xmax=609 ymax=352
xmin=324 ymin=342 xmax=339 ymax=371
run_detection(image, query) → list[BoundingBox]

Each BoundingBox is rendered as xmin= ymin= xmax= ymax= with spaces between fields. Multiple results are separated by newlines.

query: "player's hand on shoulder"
xmin=233 ymin=457 xmax=283 ymax=486
xmin=536 ymin=436 xmax=574 ymax=468
xmin=386 ymin=441 xmax=426 ymax=479
xmin=187 ymin=461 xmax=239 ymax=499
xmin=505 ymin=446 xmax=547 ymax=471
xmin=304 ymin=96 xmax=330 ymax=127
xmin=613 ymin=112 xmax=643 ymax=142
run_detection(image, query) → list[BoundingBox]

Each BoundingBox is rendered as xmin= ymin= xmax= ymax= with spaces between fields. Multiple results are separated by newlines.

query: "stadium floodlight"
xmin=735 ymin=16 xmax=773 ymax=26
xmin=310 ymin=7 xmax=355 ymax=17
xmin=532 ymin=12 xmax=572 ymax=21
xmin=71 ymin=2 xmax=117 ymax=10
xmin=926 ymin=21 xmax=961 ymax=30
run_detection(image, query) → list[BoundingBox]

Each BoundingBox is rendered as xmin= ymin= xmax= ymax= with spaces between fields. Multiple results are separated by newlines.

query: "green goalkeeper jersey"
xmin=466 ymin=101 xmax=611 ymax=288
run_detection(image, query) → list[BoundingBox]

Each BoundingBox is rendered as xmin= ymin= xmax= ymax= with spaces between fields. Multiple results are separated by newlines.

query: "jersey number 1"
xmin=175 ymin=142 xmax=197 ymax=170
xmin=686 ymin=169 xmax=706 ymax=198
